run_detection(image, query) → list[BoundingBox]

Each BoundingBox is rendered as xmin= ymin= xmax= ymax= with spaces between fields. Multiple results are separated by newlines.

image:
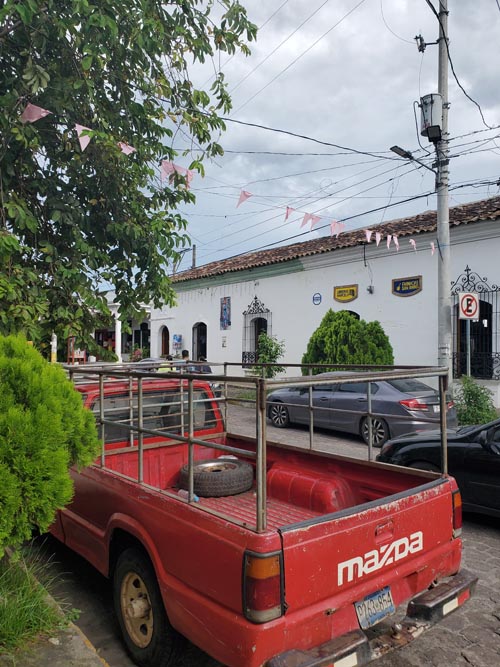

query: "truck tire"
xmin=113 ymin=547 xmax=181 ymax=667
xmin=179 ymin=459 xmax=254 ymax=497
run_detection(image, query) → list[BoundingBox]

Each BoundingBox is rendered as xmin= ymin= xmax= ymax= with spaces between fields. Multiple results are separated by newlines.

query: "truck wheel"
xmin=113 ymin=548 xmax=180 ymax=667
xmin=269 ymin=402 xmax=290 ymax=428
xmin=361 ymin=416 xmax=389 ymax=447
xmin=179 ymin=459 xmax=253 ymax=497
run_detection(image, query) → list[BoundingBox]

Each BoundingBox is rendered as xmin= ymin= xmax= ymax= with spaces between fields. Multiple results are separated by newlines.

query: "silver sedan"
xmin=266 ymin=374 xmax=457 ymax=447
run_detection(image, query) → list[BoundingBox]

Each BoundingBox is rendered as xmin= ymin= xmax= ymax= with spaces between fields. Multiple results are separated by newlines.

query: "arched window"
xmin=242 ymin=296 xmax=272 ymax=366
xmin=161 ymin=326 xmax=170 ymax=356
xmin=192 ymin=322 xmax=207 ymax=361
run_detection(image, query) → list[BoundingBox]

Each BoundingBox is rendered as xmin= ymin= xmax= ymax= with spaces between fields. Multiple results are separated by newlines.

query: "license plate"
xmin=354 ymin=586 xmax=395 ymax=629
xmin=433 ymin=405 xmax=440 ymax=413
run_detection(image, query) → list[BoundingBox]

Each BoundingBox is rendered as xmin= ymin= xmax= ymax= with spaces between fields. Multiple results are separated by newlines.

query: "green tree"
xmin=301 ymin=310 xmax=394 ymax=373
xmin=453 ymin=375 xmax=498 ymax=425
xmin=0 ymin=1 xmax=256 ymax=351
xmin=255 ymin=332 xmax=285 ymax=378
xmin=0 ymin=334 xmax=100 ymax=556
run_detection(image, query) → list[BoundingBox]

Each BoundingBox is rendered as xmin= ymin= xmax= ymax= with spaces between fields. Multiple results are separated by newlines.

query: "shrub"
xmin=453 ymin=375 xmax=498 ymax=425
xmin=0 ymin=335 xmax=100 ymax=556
xmin=301 ymin=310 xmax=394 ymax=374
xmin=255 ymin=333 xmax=286 ymax=379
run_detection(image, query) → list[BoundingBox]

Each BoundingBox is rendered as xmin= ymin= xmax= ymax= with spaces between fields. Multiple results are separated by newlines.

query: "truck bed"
xmin=97 ymin=434 xmax=441 ymax=531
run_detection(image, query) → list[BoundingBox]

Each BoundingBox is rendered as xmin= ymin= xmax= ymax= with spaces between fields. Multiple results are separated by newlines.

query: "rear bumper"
xmin=266 ymin=568 xmax=477 ymax=667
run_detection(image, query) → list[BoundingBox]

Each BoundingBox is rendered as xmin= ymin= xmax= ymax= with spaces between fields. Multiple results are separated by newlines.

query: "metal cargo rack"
xmin=65 ymin=363 xmax=451 ymax=533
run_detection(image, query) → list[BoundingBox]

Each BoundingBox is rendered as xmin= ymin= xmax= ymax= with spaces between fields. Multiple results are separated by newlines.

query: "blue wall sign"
xmin=312 ymin=293 xmax=322 ymax=305
xmin=392 ymin=275 xmax=423 ymax=297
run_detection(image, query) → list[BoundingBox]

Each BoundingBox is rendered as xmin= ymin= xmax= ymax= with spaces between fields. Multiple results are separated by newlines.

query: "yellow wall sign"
xmin=334 ymin=284 xmax=358 ymax=303
xmin=392 ymin=275 xmax=423 ymax=297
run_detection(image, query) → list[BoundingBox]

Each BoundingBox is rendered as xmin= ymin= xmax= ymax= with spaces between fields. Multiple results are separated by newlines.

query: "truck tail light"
xmin=452 ymin=489 xmax=462 ymax=537
xmin=243 ymin=551 xmax=284 ymax=624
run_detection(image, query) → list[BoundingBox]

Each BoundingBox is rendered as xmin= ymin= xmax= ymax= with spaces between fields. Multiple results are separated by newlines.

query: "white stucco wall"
xmin=150 ymin=220 xmax=500 ymax=378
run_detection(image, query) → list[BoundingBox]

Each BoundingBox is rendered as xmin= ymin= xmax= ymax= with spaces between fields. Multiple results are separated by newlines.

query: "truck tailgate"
xmin=279 ymin=478 xmax=461 ymax=635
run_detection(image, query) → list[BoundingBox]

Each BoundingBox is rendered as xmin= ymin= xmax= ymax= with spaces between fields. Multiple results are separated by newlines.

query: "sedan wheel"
xmin=361 ymin=417 xmax=389 ymax=446
xmin=269 ymin=402 xmax=290 ymax=428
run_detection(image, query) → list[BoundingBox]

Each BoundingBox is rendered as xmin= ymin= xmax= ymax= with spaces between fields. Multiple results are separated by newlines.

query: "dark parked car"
xmin=266 ymin=373 xmax=457 ymax=446
xmin=377 ymin=418 xmax=500 ymax=517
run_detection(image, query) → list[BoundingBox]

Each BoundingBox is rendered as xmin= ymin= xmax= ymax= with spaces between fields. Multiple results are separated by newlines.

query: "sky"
xmin=172 ymin=0 xmax=500 ymax=272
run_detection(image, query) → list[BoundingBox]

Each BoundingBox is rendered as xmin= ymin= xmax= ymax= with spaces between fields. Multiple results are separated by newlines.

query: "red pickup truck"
xmin=51 ymin=366 xmax=477 ymax=667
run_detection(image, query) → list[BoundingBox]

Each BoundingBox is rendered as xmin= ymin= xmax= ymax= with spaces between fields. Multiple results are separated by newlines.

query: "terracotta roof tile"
xmin=173 ymin=195 xmax=500 ymax=283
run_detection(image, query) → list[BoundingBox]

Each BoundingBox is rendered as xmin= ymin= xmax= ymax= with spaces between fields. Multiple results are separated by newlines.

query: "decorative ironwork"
xmin=451 ymin=278 xmax=500 ymax=380
xmin=452 ymin=353 xmax=500 ymax=380
xmin=242 ymin=351 xmax=258 ymax=365
xmin=451 ymin=265 xmax=499 ymax=295
xmin=242 ymin=296 xmax=271 ymax=368
xmin=243 ymin=296 xmax=270 ymax=315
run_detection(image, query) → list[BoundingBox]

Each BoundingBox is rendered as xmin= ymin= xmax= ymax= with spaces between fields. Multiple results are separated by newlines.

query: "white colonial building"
xmin=150 ymin=196 xmax=500 ymax=401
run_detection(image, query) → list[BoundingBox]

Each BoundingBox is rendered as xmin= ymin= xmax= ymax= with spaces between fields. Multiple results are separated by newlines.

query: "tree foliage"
xmin=301 ymin=310 xmax=394 ymax=373
xmin=255 ymin=332 xmax=285 ymax=378
xmin=0 ymin=0 xmax=256 ymax=352
xmin=453 ymin=374 xmax=498 ymax=425
xmin=0 ymin=334 xmax=100 ymax=555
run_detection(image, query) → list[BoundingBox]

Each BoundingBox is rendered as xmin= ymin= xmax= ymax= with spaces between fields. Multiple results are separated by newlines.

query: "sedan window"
xmin=337 ymin=382 xmax=379 ymax=394
xmin=388 ymin=379 xmax=432 ymax=393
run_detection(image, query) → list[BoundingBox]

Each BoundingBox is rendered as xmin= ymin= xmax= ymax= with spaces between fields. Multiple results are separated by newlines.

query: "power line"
xmin=213 ymin=114 xmax=398 ymax=160
xmin=380 ymin=0 xmax=415 ymax=44
xmin=423 ymin=0 xmax=493 ymax=129
xmin=230 ymin=0 xmax=333 ymax=94
xmin=232 ymin=0 xmax=369 ymax=115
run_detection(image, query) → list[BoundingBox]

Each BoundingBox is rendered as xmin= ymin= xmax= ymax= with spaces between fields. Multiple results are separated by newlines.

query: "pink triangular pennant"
xmin=330 ymin=221 xmax=338 ymax=237
xmin=301 ymin=213 xmax=313 ymax=228
xmin=431 ymin=241 xmax=435 ymax=256
xmin=20 ymin=103 xmax=52 ymax=124
xmin=310 ymin=215 xmax=321 ymax=229
xmin=237 ymin=190 xmax=252 ymax=208
xmin=365 ymin=229 xmax=372 ymax=243
xmin=160 ymin=161 xmax=193 ymax=189
xmin=393 ymin=235 xmax=399 ymax=251
xmin=409 ymin=239 xmax=417 ymax=252
xmin=375 ymin=232 xmax=381 ymax=246
xmin=336 ymin=222 xmax=345 ymax=236
xmin=161 ymin=160 xmax=175 ymax=181
xmin=387 ymin=235 xmax=392 ymax=249
xmin=118 ymin=141 xmax=136 ymax=155
xmin=75 ymin=124 xmax=91 ymax=151
xmin=285 ymin=207 xmax=294 ymax=221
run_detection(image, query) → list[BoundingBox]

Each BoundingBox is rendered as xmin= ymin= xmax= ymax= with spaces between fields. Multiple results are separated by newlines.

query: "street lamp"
xmin=390 ymin=145 xmax=436 ymax=175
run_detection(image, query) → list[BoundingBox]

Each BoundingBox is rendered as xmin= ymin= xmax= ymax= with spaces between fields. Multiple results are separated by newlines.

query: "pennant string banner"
xmin=20 ymin=103 xmax=51 ymax=124
xmin=236 ymin=190 xmax=252 ymax=208
xmin=310 ymin=215 xmax=321 ymax=229
xmin=301 ymin=213 xmax=313 ymax=228
xmin=75 ymin=124 xmax=91 ymax=151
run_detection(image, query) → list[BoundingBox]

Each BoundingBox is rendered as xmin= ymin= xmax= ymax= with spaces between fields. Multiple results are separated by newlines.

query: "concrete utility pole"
xmin=436 ymin=0 xmax=452 ymax=380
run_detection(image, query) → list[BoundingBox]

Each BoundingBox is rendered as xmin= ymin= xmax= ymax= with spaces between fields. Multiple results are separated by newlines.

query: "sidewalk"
xmin=0 ymin=621 xmax=108 ymax=667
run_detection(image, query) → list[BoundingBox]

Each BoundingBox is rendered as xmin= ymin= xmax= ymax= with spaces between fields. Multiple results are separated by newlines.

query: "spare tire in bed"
xmin=178 ymin=459 xmax=254 ymax=497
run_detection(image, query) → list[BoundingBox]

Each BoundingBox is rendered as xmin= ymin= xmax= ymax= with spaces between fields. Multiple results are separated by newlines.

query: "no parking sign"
xmin=458 ymin=292 xmax=479 ymax=320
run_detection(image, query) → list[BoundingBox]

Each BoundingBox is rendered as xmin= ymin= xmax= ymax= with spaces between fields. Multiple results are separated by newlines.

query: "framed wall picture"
xmin=220 ymin=296 xmax=231 ymax=330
